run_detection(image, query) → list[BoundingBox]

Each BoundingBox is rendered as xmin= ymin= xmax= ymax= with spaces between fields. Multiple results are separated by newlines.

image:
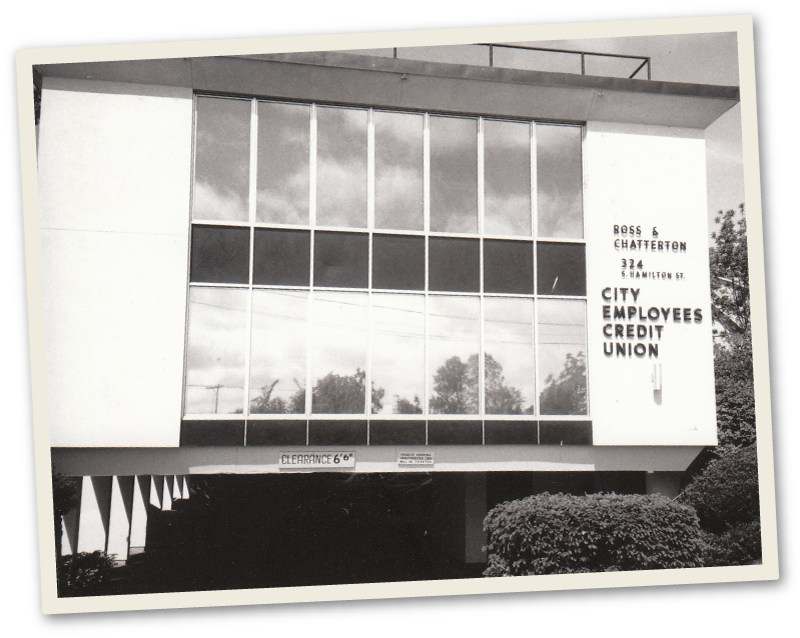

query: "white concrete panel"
xmin=162 ymin=476 xmax=173 ymax=511
xmin=106 ymin=476 xmax=134 ymax=563
xmin=61 ymin=508 xmax=79 ymax=556
xmin=584 ymin=123 xmax=717 ymax=446
xmin=172 ymin=475 xmax=181 ymax=501
xmin=42 ymin=229 xmax=188 ymax=447
xmin=76 ymin=476 xmax=111 ymax=553
xmin=38 ymin=84 xmax=191 ymax=448
xmin=149 ymin=474 xmax=163 ymax=509
xmin=37 ymin=86 xmax=192 ymax=236
xmin=129 ymin=476 xmax=150 ymax=554
xmin=181 ymin=475 xmax=190 ymax=500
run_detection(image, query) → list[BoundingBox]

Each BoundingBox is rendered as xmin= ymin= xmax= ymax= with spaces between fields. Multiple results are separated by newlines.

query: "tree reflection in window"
xmin=538 ymin=299 xmax=587 ymax=415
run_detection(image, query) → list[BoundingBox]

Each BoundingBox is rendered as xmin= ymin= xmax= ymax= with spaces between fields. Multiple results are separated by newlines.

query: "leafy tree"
xmin=538 ymin=352 xmax=587 ymax=415
xmin=429 ymin=355 xmax=477 ymax=414
xmin=311 ymin=368 xmax=384 ymax=414
xmin=428 ymin=353 xmax=525 ymax=414
xmin=395 ymin=395 xmax=423 ymax=414
xmin=708 ymin=204 xmax=756 ymax=455
xmin=52 ymin=466 xmax=78 ymax=559
xmin=711 ymin=204 xmax=750 ymax=341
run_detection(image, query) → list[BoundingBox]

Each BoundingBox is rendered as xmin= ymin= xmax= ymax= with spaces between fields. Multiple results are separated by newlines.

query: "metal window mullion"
xmin=477 ymin=117 xmax=486 ymax=435
xmin=423 ymin=112 xmax=430 ymax=437
xmin=242 ymin=98 xmax=258 ymax=434
xmin=532 ymin=122 xmax=540 ymax=429
xmin=305 ymin=104 xmax=317 ymax=436
xmin=366 ymin=108 xmax=375 ymax=428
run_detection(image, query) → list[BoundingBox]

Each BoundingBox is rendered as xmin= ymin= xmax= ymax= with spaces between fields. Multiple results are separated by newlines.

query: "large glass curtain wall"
xmin=185 ymin=95 xmax=588 ymax=421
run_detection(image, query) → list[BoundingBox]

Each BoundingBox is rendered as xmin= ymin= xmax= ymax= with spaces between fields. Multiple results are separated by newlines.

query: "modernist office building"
xmin=37 ymin=46 xmax=736 ymax=571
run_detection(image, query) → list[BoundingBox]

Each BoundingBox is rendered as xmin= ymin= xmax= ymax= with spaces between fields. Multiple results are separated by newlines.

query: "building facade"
xmin=37 ymin=49 xmax=737 ymax=569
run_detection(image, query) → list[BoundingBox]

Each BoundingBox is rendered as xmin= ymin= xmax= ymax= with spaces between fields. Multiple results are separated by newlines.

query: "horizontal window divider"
xmin=307 ymin=414 xmax=370 ymax=420
xmin=427 ymin=232 xmax=482 ymax=239
xmin=426 ymin=414 xmax=482 ymax=420
xmin=536 ymin=294 xmax=588 ymax=300
xmin=313 ymin=226 xmax=369 ymax=233
xmin=252 ymin=223 xmax=313 ymax=231
xmin=368 ymin=415 xmax=427 ymax=420
xmin=251 ymin=284 xmax=311 ymax=291
xmin=191 ymin=220 xmax=252 ymax=227
xmin=189 ymin=282 xmax=250 ymax=288
xmin=538 ymin=415 xmax=591 ymax=421
xmin=246 ymin=415 xmax=308 ymax=420
xmin=371 ymin=228 xmax=427 ymax=236
xmin=536 ymin=237 xmax=587 ymax=244
xmin=183 ymin=414 xmax=247 ymax=421
xmin=483 ymin=415 xmax=539 ymax=421
xmin=481 ymin=234 xmax=535 ymax=241
xmin=482 ymin=292 xmax=536 ymax=299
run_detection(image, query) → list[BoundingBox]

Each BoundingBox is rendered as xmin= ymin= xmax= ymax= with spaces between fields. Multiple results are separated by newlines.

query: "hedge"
xmin=679 ymin=444 xmax=759 ymax=534
xmin=483 ymin=492 xmax=707 ymax=576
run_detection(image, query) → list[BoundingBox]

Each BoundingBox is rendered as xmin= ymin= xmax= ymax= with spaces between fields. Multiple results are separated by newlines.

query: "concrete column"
xmin=181 ymin=475 xmax=190 ymax=500
xmin=149 ymin=474 xmax=163 ymax=509
xmin=76 ymin=476 xmax=112 ymax=553
xmin=173 ymin=475 xmax=184 ymax=500
xmin=106 ymin=476 xmax=134 ymax=564
xmin=61 ymin=506 xmax=79 ymax=556
xmin=162 ymin=475 xmax=173 ymax=511
xmin=465 ymin=472 xmax=488 ymax=564
xmin=129 ymin=476 xmax=151 ymax=556
xmin=645 ymin=471 xmax=683 ymax=499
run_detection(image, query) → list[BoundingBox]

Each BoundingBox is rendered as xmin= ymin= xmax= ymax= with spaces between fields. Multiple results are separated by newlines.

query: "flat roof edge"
xmin=232 ymin=51 xmax=740 ymax=102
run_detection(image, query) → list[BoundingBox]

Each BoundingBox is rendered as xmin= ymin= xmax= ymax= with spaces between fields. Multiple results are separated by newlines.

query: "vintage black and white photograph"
xmin=17 ymin=15 xmax=777 ymax=615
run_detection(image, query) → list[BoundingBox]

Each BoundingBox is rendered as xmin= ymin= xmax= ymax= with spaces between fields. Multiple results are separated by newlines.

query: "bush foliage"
xmin=57 ymin=551 xmax=117 ymax=597
xmin=483 ymin=492 xmax=707 ymax=576
xmin=680 ymin=444 xmax=759 ymax=534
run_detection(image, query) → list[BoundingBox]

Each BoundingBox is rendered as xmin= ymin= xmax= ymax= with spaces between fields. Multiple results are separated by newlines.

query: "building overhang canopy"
xmin=36 ymin=51 xmax=739 ymax=129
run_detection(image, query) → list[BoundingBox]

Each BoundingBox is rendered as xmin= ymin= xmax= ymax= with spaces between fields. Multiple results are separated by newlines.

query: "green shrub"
xmin=57 ymin=551 xmax=117 ymax=597
xmin=704 ymin=520 xmax=762 ymax=566
xmin=483 ymin=492 xmax=707 ymax=576
xmin=679 ymin=444 xmax=759 ymax=534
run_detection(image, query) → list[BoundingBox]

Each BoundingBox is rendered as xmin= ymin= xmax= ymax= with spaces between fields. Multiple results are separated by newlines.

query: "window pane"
xmin=538 ymin=299 xmax=587 ymax=415
xmin=537 ymin=242 xmax=586 ymax=296
xmin=193 ymin=96 xmax=250 ymax=222
xmin=316 ymin=106 xmax=368 ymax=228
xmin=184 ymin=287 xmax=248 ymax=415
xmin=249 ymin=290 xmax=307 ymax=414
xmin=430 ymin=116 xmax=478 ymax=233
xmin=484 ymin=239 xmax=533 ymax=294
xmin=371 ymin=294 xmax=425 ymax=415
xmin=537 ymin=124 xmax=583 ymax=238
xmin=190 ymin=225 xmax=250 ymax=284
xmin=253 ymin=229 xmax=310 ymax=286
xmin=484 ymin=120 xmax=531 ymax=236
xmin=428 ymin=296 xmax=480 ymax=414
xmin=372 ymin=234 xmax=425 ymax=291
xmin=429 ymin=237 xmax=480 ymax=292
xmin=310 ymin=292 xmax=368 ymax=414
xmin=484 ymin=298 xmax=535 ymax=415
xmin=374 ymin=111 xmax=423 ymax=231
xmin=257 ymin=101 xmax=310 ymax=224
xmin=314 ymin=231 xmax=368 ymax=288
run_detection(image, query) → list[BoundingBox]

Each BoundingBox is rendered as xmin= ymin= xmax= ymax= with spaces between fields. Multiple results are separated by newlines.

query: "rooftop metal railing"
xmin=390 ymin=43 xmax=652 ymax=80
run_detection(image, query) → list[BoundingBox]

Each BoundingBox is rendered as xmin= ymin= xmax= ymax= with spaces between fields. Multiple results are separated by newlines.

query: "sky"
xmin=348 ymin=33 xmax=745 ymax=242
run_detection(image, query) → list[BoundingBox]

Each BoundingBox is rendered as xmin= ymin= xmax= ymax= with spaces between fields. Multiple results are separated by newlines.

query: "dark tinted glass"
xmin=313 ymin=231 xmax=368 ymax=288
xmin=253 ymin=229 xmax=310 ymax=286
xmin=429 ymin=237 xmax=480 ymax=293
xmin=190 ymin=225 xmax=250 ymax=284
xmin=537 ymin=243 xmax=586 ymax=296
xmin=484 ymin=239 xmax=533 ymax=294
xmin=372 ymin=234 xmax=425 ymax=291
